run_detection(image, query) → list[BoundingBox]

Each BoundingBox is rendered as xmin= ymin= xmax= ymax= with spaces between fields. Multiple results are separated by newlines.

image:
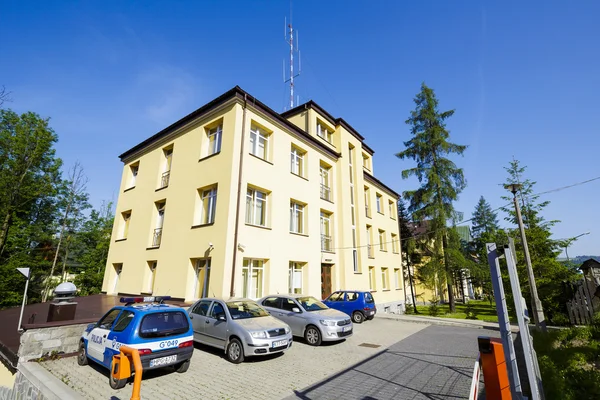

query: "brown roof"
xmin=0 ymin=294 xmax=190 ymax=372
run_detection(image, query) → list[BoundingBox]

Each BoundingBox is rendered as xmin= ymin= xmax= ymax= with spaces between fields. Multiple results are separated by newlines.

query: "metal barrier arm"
xmin=112 ymin=345 xmax=143 ymax=400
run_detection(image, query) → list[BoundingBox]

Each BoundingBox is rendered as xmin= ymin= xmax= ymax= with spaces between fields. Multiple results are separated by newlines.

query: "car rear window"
xmin=364 ymin=292 xmax=374 ymax=303
xmin=139 ymin=311 xmax=189 ymax=338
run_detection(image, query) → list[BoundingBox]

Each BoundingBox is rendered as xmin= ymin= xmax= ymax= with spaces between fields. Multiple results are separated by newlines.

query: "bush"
xmin=465 ymin=302 xmax=479 ymax=320
xmin=428 ymin=297 xmax=440 ymax=316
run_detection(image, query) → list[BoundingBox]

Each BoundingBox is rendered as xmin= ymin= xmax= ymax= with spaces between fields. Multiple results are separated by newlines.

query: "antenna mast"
xmin=284 ymin=11 xmax=301 ymax=110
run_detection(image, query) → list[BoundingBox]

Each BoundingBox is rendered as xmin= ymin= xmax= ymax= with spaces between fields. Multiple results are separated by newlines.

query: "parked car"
xmin=322 ymin=291 xmax=377 ymax=324
xmin=258 ymin=294 xmax=353 ymax=346
xmin=77 ymin=296 xmax=194 ymax=390
xmin=187 ymin=297 xmax=292 ymax=363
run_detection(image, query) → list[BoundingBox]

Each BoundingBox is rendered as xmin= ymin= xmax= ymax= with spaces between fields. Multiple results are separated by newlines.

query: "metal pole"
xmin=512 ymin=190 xmax=547 ymax=332
xmin=18 ymin=275 xmax=29 ymax=332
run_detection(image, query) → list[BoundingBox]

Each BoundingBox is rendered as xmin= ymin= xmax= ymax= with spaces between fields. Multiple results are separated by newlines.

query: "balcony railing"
xmin=365 ymin=205 xmax=371 ymax=218
xmin=321 ymin=234 xmax=333 ymax=252
xmin=160 ymin=171 xmax=170 ymax=189
xmin=320 ymin=184 xmax=331 ymax=201
xmin=151 ymin=228 xmax=163 ymax=247
xmin=367 ymin=244 xmax=374 ymax=258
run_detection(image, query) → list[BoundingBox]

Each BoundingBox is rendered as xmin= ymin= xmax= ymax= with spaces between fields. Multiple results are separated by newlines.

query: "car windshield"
xmin=226 ymin=301 xmax=269 ymax=319
xmin=139 ymin=311 xmax=189 ymax=338
xmin=297 ymin=297 xmax=328 ymax=311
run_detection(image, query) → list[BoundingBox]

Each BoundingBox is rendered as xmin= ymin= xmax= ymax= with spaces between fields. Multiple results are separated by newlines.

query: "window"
xmin=353 ymin=249 xmax=359 ymax=273
xmin=281 ymin=298 xmax=298 ymax=312
xmin=320 ymin=163 xmax=331 ymax=201
xmin=139 ymin=312 xmax=189 ymax=338
xmin=289 ymin=262 xmax=303 ymax=294
xmin=195 ymin=185 xmax=217 ymax=225
xmin=389 ymin=200 xmax=396 ymax=219
xmin=111 ymin=263 xmax=122 ymax=294
xmin=348 ymin=145 xmax=354 ymax=184
xmin=366 ymin=225 xmax=374 ymax=258
xmin=320 ymin=211 xmax=332 ymax=252
xmin=119 ymin=210 xmax=131 ymax=240
xmin=207 ymin=124 xmax=222 ymax=156
xmin=262 ymin=297 xmax=280 ymax=309
xmin=381 ymin=268 xmax=389 ymax=290
xmin=328 ymin=292 xmax=344 ymax=302
xmin=113 ymin=311 xmax=135 ymax=332
xmin=246 ymin=187 xmax=267 ymax=227
xmin=376 ymin=194 xmax=383 ymax=214
xmin=128 ymin=163 xmax=139 ymax=188
xmin=317 ymin=121 xmax=333 ymax=143
xmin=391 ymin=233 xmax=399 ymax=253
xmin=394 ymin=268 xmax=401 ymax=289
xmin=369 ymin=267 xmax=376 ymax=291
xmin=362 ymin=154 xmax=370 ymax=170
xmin=146 ymin=261 xmax=157 ymax=294
xmin=364 ymin=187 xmax=371 ymax=217
xmin=192 ymin=300 xmax=211 ymax=316
xmin=159 ymin=147 xmax=173 ymax=189
xmin=193 ymin=259 xmax=211 ymax=298
xmin=290 ymin=201 xmax=305 ymax=234
xmin=378 ymin=229 xmax=386 ymax=251
xmin=242 ymin=259 xmax=264 ymax=299
xmin=152 ymin=201 xmax=165 ymax=247
xmin=249 ymin=125 xmax=270 ymax=160
xmin=97 ymin=309 xmax=121 ymax=330
xmin=290 ymin=146 xmax=305 ymax=177
xmin=209 ymin=302 xmax=225 ymax=319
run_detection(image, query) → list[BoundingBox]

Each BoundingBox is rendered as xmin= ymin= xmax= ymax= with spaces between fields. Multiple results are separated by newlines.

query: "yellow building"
xmin=101 ymin=86 xmax=405 ymax=313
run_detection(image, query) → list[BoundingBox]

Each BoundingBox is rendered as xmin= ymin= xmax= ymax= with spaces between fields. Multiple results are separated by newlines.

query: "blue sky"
xmin=1 ymin=1 xmax=598 ymax=256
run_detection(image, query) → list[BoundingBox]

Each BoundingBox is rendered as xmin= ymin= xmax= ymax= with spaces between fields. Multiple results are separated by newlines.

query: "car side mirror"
xmin=217 ymin=314 xmax=226 ymax=321
xmin=292 ymin=307 xmax=301 ymax=313
xmin=189 ymin=314 xmax=194 ymax=319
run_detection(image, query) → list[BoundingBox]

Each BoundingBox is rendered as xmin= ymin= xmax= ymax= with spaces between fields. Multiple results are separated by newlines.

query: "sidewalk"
xmin=377 ymin=312 xmax=521 ymax=332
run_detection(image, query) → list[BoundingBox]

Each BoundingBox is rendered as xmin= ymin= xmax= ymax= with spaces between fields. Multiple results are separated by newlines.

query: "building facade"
xmin=101 ymin=87 xmax=405 ymax=312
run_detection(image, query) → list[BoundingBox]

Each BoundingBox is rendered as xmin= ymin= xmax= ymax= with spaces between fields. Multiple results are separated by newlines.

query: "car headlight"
xmin=250 ymin=331 xmax=267 ymax=339
xmin=284 ymin=326 xmax=290 ymax=334
xmin=320 ymin=320 xmax=336 ymax=326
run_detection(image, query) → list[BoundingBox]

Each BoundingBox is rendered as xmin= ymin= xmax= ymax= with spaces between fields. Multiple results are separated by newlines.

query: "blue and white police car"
xmin=77 ymin=296 xmax=194 ymax=389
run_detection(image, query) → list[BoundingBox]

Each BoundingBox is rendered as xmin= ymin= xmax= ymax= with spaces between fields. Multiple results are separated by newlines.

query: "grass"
xmin=412 ymin=299 xmax=501 ymax=323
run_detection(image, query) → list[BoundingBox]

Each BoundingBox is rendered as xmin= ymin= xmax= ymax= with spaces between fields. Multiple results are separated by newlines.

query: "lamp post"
xmin=563 ymin=231 xmax=590 ymax=262
xmin=16 ymin=268 xmax=30 ymax=332
xmin=504 ymin=183 xmax=547 ymax=331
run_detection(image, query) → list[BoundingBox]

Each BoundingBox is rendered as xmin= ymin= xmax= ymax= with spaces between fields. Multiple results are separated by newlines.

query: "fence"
xmin=565 ymin=278 xmax=596 ymax=325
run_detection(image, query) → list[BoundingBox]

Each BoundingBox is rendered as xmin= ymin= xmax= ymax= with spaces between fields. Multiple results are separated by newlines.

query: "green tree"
xmin=472 ymin=196 xmax=499 ymax=238
xmin=396 ymin=83 xmax=467 ymax=312
xmin=500 ymin=159 xmax=577 ymax=323
xmin=469 ymin=196 xmax=500 ymax=299
xmin=397 ymin=198 xmax=419 ymax=313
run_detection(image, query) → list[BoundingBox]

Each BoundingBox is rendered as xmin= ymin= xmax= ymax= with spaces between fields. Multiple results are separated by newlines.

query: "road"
xmin=41 ymin=318 xmax=495 ymax=400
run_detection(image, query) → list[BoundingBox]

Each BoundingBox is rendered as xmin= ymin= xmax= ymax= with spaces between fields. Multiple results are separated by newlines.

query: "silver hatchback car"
xmin=258 ymin=294 xmax=353 ymax=346
xmin=187 ymin=297 xmax=292 ymax=363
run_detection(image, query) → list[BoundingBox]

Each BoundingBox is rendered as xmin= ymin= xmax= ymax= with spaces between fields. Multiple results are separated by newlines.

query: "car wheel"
xmin=77 ymin=341 xmax=88 ymax=366
xmin=304 ymin=325 xmax=322 ymax=346
xmin=226 ymin=338 xmax=244 ymax=364
xmin=352 ymin=311 xmax=365 ymax=324
xmin=174 ymin=359 xmax=190 ymax=373
xmin=109 ymin=373 xmax=127 ymax=390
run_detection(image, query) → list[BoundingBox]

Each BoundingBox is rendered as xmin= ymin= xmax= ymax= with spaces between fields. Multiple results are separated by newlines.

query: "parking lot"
xmin=41 ymin=318 xmax=427 ymax=400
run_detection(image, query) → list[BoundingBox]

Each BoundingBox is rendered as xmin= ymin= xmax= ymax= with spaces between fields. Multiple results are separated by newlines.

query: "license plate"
xmin=272 ymin=339 xmax=287 ymax=348
xmin=149 ymin=355 xmax=177 ymax=367
xmin=368 ymin=310 xmax=374 ymax=315
xmin=342 ymin=326 xmax=352 ymax=332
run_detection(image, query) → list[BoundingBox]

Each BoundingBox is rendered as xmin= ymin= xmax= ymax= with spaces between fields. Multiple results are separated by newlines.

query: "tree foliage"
xmin=396 ymin=83 xmax=467 ymax=312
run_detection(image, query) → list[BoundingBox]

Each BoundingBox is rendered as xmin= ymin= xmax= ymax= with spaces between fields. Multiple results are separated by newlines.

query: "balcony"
xmin=321 ymin=234 xmax=333 ymax=252
xmin=159 ymin=171 xmax=170 ymax=189
xmin=320 ymin=184 xmax=331 ymax=201
xmin=151 ymin=228 xmax=163 ymax=248
xmin=367 ymin=244 xmax=374 ymax=259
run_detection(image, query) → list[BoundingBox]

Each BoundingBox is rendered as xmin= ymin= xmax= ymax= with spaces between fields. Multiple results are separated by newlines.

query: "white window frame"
xmin=290 ymin=146 xmax=305 ymax=176
xmin=242 ymin=259 xmax=264 ymax=299
xmin=317 ymin=122 xmax=333 ymax=143
xmin=381 ymin=268 xmax=388 ymax=290
xmin=119 ymin=211 xmax=131 ymax=239
xmin=389 ymin=200 xmax=396 ymax=219
xmin=369 ymin=267 xmax=375 ymax=291
xmin=249 ymin=126 xmax=269 ymax=160
xmin=289 ymin=262 xmax=303 ymax=294
xmin=379 ymin=230 xmax=386 ymax=251
xmin=246 ymin=188 xmax=267 ymax=227
xmin=194 ymin=258 xmax=211 ymax=298
xmin=207 ymin=125 xmax=222 ymax=156
xmin=200 ymin=187 xmax=217 ymax=225
xmin=391 ymin=234 xmax=399 ymax=253
xmin=394 ymin=268 xmax=400 ymax=289
xmin=289 ymin=201 xmax=305 ymax=234
xmin=129 ymin=164 xmax=138 ymax=188
xmin=376 ymin=194 xmax=382 ymax=213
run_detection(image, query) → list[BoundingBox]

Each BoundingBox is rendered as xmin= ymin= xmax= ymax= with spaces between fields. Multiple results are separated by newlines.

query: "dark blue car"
xmin=322 ymin=291 xmax=377 ymax=324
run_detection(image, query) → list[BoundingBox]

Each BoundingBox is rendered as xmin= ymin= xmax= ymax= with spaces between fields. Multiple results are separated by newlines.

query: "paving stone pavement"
xmin=285 ymin=325 xmax=501 ymax=400
xmin=40 ymin=318 xmax=428 ymax=400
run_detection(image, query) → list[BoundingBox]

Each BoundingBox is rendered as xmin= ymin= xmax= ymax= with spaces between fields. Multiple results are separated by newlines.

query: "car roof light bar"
xmin=120 ymin=296 xmax=172 ymax=306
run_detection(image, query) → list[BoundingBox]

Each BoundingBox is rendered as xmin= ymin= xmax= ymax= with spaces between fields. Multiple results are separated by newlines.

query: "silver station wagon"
xmin=258 ymin=294 xmax=353 ymax=346
xmin=187 ymin=297 xmax=292 ymax=363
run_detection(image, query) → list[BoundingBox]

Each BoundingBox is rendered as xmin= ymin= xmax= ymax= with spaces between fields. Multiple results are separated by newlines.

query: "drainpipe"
xmin=230 ymin=94 xmax=248 ymax=298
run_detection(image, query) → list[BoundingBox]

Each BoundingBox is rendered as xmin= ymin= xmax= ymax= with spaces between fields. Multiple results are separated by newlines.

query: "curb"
xmin=375 ymin=314 xmax=495 ymax=330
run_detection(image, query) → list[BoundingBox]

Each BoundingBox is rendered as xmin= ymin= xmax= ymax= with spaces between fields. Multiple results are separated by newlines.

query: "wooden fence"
xmin=566 ymin=279 xmax=597 ymax=325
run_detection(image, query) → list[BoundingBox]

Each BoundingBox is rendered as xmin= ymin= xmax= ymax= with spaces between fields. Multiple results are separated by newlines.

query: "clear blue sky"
xmin=1 ymin=1 xmax=598 ymax=257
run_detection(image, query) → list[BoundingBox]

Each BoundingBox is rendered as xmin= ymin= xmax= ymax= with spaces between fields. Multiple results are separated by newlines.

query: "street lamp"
xmin=16 ymin=268 xmax=30 ymax=332
xmin=563 ymin=231 xmax=590 ymax=262
xmin=504 ymin=183 xmax=547 ymax=331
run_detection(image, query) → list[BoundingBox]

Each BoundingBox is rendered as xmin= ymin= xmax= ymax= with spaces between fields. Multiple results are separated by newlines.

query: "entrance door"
xmin=321 ymin=264 xmax=332 ymax=299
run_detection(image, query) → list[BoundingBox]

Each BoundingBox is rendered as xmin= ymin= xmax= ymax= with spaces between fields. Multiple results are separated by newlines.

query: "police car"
xmin=77 ymin=296 xmax=194 ymax=389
